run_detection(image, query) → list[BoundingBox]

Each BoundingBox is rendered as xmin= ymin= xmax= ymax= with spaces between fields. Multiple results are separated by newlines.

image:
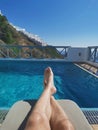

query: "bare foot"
xmin=43 ymin=67 xmax=56 ymax=120
xmin=44 ymin=67 xmax=56 ymax=95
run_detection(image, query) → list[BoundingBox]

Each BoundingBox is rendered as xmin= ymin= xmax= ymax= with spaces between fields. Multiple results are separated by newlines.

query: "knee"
xmin=58 ymin=119 xmax=74 ymax=130
xmin=27 ymin=112 xmax=45 ymax=127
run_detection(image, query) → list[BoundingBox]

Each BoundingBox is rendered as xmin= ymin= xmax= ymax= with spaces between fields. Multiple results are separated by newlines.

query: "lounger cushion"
xmin=0 ymin=100 xmax=93 ymax=130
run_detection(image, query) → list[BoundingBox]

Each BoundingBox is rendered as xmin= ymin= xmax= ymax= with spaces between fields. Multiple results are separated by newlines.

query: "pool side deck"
xmin=75 ymin=62 xmax=98 ymax=78
xmin=91 ymin=125 xmax=98 ymax=130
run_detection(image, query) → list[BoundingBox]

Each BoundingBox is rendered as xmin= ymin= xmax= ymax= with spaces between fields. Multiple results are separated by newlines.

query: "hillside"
xmin=0 ymin=15 xmax=36 ymax=45
xmin=0 ymin=14 xmax=63 ymax=58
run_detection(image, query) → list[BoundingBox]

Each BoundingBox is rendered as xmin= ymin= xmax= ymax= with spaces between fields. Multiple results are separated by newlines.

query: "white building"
xmin=0 ymin=10 xmax=3 ymax=16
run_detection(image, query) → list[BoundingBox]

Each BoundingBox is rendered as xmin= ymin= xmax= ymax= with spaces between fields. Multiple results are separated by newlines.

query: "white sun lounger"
xmin=0 ymin=100 xmax=93 ymax=130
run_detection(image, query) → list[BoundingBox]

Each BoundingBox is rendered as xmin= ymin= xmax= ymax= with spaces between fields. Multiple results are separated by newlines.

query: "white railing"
xmin=88 ymin=46 xmax=98 ymax=63
xmin=0 ymin=45 xmax=69 ymax=59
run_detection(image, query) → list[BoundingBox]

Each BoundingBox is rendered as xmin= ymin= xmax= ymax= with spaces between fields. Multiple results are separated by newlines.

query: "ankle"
xmin=44 ymin=85 xmax=55 ymax=95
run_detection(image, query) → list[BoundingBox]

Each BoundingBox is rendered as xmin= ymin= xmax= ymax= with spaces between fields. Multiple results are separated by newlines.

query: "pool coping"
xmin=0 ymin=58 xmax=69 ymax=61
xmin=75 ymin=63 xmax=98 ymax=78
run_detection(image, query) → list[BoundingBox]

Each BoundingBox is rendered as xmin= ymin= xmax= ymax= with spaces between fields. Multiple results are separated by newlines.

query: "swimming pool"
xmin=0 ymin=60 xmax=98 ymax=108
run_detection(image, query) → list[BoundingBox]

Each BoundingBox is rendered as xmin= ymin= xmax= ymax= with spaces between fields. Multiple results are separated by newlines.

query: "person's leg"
xmin=25 ymin=67 xmax=56 ymax=130
xmin=50 ymin=96 xmax=74 ymax=130
xmin=44 ymin=67 xmax=74 ymax=130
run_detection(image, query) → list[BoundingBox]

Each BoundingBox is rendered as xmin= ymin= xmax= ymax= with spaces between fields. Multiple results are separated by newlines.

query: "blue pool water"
xmin=0 ymin=60 xmax=98 ymax=108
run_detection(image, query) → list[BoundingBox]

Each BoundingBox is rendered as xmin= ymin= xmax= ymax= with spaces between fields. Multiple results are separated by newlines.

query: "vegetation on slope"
xmin=0 ymin=15 xmax=63 ymax=58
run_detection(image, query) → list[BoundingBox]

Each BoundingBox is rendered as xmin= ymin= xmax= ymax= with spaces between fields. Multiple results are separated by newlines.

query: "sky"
xmin=0 ymin=0 xmax=98 ymax=47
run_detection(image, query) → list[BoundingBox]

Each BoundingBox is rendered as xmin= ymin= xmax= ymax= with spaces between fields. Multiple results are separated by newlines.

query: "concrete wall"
xmin=66 ymin=47 xmax=89 ymax=62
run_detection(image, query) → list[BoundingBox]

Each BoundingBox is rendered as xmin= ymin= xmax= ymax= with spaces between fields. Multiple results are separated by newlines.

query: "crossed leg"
xmin=25 ymin=67 xmax=74 ymax=130
xmin=25 ymin=67 xmax=56 ymax=130
xmin=50 ymin=96 xmax=74 ymax=130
